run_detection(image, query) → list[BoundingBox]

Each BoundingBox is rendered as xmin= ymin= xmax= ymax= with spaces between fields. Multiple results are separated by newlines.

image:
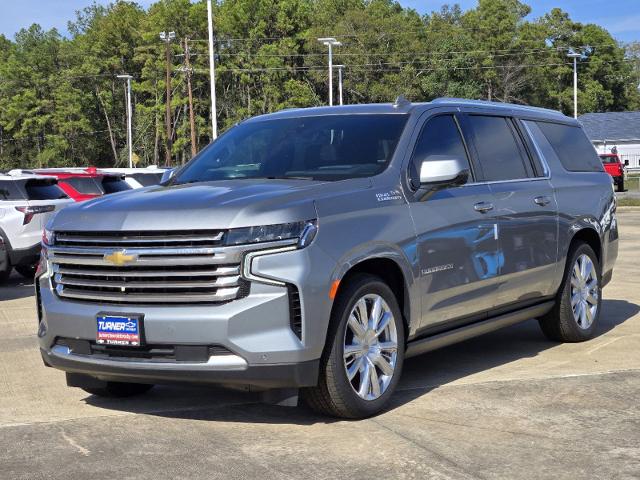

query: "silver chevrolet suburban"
xmin=36 ymin=98 xmax=618 ymax=418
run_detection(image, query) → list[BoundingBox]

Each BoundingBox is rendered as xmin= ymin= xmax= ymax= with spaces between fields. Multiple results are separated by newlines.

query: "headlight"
xmin=225 ymin=220 xmax=318 ymax=248
xmin=42 ymin=228 xmax=56 ymax=247
xmin=42 ymin=228 xmax=55 ymax=247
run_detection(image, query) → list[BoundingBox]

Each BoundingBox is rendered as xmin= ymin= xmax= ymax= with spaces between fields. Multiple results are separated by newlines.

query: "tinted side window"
xmin=411 ymin=115 xmax=471 ymax=185
xmin=25 ymin=180 xmax=68 ymax=200
xmin=536 ymin=122 xmax=603 ymax=172
xmin=0 ymin=181 xmax=25 ymax=200
xmin=468 ymin=115 xmax=531 ymax=181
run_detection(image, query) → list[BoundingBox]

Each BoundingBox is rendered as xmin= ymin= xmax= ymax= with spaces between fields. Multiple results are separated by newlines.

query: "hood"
xmin=51 ymin=178 xmax=368 ymax=232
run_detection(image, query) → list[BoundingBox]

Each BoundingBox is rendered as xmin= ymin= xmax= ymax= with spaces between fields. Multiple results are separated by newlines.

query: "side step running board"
xmin=405 ymin=301 xmax=554 ymax=359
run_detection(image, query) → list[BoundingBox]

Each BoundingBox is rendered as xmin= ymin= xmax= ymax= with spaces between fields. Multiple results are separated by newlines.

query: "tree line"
xmin=0 ymin=0 xmax=638 ymax=169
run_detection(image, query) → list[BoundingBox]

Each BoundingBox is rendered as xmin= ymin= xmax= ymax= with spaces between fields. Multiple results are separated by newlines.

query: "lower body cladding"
xmin=37 ymin=246 xmax=337 ymax=390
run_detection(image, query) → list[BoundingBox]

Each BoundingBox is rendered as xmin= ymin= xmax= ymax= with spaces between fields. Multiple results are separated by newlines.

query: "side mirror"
xmin=419 ymin=156 xmax=469 ymax=188
xmin=160 ymin=168 xmax=175 ymax=184
xmin=624 ymin=159 xmax=629 ymax=166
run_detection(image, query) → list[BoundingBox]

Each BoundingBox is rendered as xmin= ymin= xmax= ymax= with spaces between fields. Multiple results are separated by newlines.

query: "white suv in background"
xmin=0 ymin=173 xmax=71 ymax=281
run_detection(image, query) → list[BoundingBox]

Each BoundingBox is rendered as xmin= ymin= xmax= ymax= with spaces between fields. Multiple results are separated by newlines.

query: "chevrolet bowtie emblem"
xmin=104 ymin=251 xmax=137 ymax=266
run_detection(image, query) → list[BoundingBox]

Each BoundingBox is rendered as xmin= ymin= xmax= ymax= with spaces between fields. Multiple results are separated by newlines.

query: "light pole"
xmin=567 ymin=50 xmax=581 ymax=118
xmin=117 ymin=74 xmax=133 ymax=168
xmin=160 ymin=31 xmax=176 ymax=166
xmin=318 ymin=37 xmax=341 ymax=106
xmin=335 ymin=65 xmax=344 ymax=105
xmin=207 ymin=0 xmax=218 ymax=139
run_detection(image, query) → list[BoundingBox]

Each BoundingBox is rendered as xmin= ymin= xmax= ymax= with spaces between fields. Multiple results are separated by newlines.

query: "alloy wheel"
xmin=570 ymin=254 xmax=599 ymax=329
xmin=343 ymin=294 xmax=398 ymax=401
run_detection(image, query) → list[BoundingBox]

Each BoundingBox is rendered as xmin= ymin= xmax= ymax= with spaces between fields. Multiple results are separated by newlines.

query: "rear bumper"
xmin=41 ymin=346 xmax=319 ymax=388
xmin=10 ymin=242 xmax=41 ymax=266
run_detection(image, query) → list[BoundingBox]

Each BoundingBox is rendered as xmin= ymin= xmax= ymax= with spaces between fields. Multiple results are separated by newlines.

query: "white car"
xmin=100 ymin=167 xmax=167 ymax=189
xmin=0 ymin=173 xmax=72 ymax=280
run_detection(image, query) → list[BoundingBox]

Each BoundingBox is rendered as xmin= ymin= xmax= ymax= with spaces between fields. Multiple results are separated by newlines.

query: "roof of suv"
xmin=0 ymin=172 xmax=58 ymax=181
xmin=247 ymin=97 xmax=573 ymax=124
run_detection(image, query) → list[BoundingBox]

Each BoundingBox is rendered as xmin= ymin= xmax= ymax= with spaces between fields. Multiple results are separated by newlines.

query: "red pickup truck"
xmin=599 ymin=154 xmax=627 ymax=192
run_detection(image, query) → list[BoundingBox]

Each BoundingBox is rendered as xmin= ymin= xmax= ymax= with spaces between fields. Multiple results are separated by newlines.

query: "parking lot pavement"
xmin=2 ymin=214 xmax=640 ymax=480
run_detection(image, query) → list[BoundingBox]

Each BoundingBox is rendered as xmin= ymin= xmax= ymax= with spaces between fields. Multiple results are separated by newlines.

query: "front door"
xmin=406 ymin=113 xmax=501 ymax=333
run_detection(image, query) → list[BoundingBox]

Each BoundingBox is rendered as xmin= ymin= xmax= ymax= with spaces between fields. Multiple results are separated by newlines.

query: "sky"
xmin=0 ymin=0 xmax=638 ymax=43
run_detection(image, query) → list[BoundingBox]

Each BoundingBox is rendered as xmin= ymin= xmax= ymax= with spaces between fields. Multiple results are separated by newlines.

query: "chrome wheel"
xmin=343 ymin=294 xmax=398 ymax=401
xmin=570 ymin=254 xmax=599 ymax=329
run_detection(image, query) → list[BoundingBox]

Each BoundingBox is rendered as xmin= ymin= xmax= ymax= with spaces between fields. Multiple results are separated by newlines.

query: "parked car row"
xmin=0 ymin=166 xmax=167 ymax=281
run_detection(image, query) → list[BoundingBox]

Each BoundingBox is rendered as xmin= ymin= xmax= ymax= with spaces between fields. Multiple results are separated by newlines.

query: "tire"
xmin=15 ymin=264 xmax=36 ymax=279
xmin=0 ymin=259 xmax=11 ymax=283
xmin=82 ymin=382 xmax=154 ymax=398
xmin=617 ymin=178 xmax=625 ymax=192
xmin=539 ymin=242 xmax=602 ymax=342
xmin=302 ymin=274 xmax=405 ymax=419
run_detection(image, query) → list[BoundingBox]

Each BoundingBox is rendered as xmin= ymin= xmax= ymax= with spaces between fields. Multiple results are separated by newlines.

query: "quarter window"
xmin=536 ymin=122 xmax=603 ymax=172
xmin=468 ymin=115 xmax=530 ymax=182
xmin=410 ymin=115 xmax=471 ymax=187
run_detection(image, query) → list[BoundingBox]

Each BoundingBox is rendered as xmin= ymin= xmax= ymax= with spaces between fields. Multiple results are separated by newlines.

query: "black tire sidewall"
xmin=559 ymin=244 xmax=602 ymax=339
xmin=327 ymin=275 xmax=405 ymax=418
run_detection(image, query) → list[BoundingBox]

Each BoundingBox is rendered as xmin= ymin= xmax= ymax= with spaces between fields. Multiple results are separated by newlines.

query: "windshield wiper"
xmin=262 ymin=176 xmax=315 ymax=181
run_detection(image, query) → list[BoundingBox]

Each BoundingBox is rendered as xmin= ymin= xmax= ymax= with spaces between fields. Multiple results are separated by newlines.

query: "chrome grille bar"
xmin=50 ymin=229 xmax=251 ymax=304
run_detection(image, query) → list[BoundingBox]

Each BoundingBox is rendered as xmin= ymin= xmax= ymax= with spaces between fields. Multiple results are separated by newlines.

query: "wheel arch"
xmin=569 ymin=227 xmax=602 ymax=264
xmin=333 ymin=256 xmax=412 ymax=337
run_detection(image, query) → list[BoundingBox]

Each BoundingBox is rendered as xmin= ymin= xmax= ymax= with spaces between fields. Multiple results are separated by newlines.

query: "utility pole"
xmin=335 ymin=65 xmax=344 ymax=106
xmin=182 ymin=38 xmax=197 ymax=157
xmin=318 ymin=37 xmax=341 ymax=106
xmin=160 ymin=31 xmax=176 ymax=166
xmin=567 ymin=50 xmax=581 ymax=119
xmin=116 ymin=74 xmax=134 ymax=168
xmin=207 ymin=0 xmax=218 ymax=139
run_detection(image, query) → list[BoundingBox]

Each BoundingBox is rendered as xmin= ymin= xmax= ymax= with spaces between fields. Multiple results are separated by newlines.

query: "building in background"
xmin=579 ymin=111 xmax=640 ymax=168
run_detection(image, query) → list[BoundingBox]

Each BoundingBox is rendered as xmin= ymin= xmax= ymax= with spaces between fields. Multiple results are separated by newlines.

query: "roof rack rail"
xmin=431 ymin=97 xmax=564 ymax=116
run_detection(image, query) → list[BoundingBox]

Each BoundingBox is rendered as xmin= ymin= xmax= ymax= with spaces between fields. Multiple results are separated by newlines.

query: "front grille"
xmin=49 ymin=230 xmax=249 ymax=305
xmin=55 ymin=230 xmax=225 ymax=249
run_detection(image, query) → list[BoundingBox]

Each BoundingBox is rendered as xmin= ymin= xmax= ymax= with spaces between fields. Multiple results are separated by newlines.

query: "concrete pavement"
xmin=1 ymin=213 xmax=640 ymax=479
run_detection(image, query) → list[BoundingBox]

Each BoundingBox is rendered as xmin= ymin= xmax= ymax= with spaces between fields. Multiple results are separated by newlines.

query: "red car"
xmin=35 ymin=168 xmax=131 ymax=202
xmin=599 ymin=154 xmax=627 ymax=192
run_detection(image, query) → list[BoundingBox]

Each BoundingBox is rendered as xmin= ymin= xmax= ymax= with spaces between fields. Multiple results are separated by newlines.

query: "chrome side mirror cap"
xmin=419 ymin=156 xmax=469 ymax=187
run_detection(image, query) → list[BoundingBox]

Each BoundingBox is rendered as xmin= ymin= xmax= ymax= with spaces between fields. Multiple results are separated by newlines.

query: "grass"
xmin=617 ymin=197 xmax=640 ymax=207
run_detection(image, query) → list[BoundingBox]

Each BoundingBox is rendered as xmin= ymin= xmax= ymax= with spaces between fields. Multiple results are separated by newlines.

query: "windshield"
xmin=63 ymin=177 xmax=103 ymax=195
xmin=25 ymin=180 xmax=68 ymax=200
xmin=173 ymin=114 xmax=408 ymax=184
xmin=599 ymin=155 xmax=618 ymax=164
xmin=102 ymin=176 xmax=132 ymax=193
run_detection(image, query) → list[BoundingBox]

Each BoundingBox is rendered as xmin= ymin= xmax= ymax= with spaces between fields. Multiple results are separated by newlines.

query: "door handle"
xmin=533 ymin=196 xmax=551 ymax=206
xmin=474 ymin=202 xmax=494 ymax=213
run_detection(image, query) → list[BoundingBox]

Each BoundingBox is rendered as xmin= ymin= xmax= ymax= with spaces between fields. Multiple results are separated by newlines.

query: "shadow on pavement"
xmin=0 ymin=272 xmax=34 ymax=301
xmin=83 ymin=298 xmax=639 ymax=425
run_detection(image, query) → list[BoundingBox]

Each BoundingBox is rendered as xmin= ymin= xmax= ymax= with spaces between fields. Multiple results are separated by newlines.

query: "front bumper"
xmin=41 ymin=345 xmax=319 ymax=388
xmin=37 ymin=244 xmax=336 ymax=389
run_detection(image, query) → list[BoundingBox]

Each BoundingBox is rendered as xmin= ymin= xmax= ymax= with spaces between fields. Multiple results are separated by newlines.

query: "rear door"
xmin=463 ymin=114 xmax=559 ymax=308
xmin=406 ymin=111 xmax=501 ymax=333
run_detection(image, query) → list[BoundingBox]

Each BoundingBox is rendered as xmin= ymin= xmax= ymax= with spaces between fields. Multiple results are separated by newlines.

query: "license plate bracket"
xmin=96 ymin=314 xmax=144 ymax=347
